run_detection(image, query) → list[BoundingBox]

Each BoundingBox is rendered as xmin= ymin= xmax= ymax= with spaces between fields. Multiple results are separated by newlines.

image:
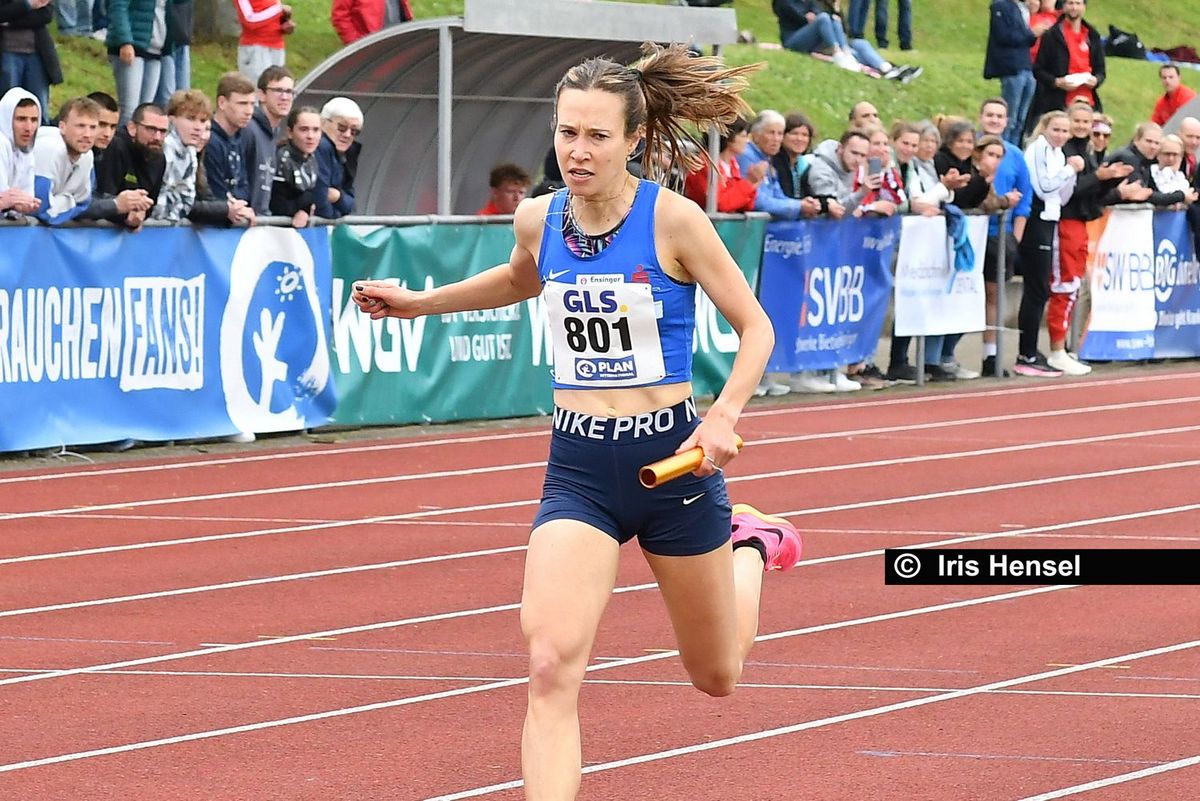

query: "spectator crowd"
xmin=1 ymin=0 xmax=370 ymax=229
xmin=2 ymin=0 xmax=1197 ymax=392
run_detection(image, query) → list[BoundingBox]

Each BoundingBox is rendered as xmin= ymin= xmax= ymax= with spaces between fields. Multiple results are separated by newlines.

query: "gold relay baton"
xmin=639 ymin=435 xmax=745 ymax=489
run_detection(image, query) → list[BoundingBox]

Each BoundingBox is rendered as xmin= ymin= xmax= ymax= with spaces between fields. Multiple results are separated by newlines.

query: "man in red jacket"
xmin=1151 ymin=65 xmax=1197 ymax=127
xmin=234 ymin=0 xmax=294 ymax=84
xmin=331 ymin=0 xmax=413 ymax=46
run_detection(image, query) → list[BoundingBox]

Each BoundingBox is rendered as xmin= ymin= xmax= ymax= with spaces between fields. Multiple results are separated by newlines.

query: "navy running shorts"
xmin=532 ymin=398 xmax=732 ymax=557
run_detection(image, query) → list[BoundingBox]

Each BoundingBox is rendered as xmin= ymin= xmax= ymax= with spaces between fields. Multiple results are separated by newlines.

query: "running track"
xmin=1 ymin=371 xmax=1198 ymax=800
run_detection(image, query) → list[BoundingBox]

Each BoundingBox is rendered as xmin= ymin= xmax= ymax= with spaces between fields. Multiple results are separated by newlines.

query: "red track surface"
xmin=2 ymin=371 xmax=1198 ymax=800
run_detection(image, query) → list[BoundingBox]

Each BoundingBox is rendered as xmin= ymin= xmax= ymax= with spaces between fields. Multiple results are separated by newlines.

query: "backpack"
xmin=1105 ymin=25 xmax=1146 ymax=60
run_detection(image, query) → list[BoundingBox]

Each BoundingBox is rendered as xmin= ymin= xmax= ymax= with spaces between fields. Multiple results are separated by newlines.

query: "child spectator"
xmin=476 ymin=162 xmax=530 ymax=216
xmin=0 ymin=87 xmax=41 ymax=216
xmin=1 ymin=0 xmax=62 ymax=123
xmin=683 ymin=116 xmax=761 ymax=213
xmin=33 ymin=96 xmax=100 ymax=225
xmin=270 ymin=105 xmax=320 ymax=227
xmin=234 ymin=0 xmax=294 ymax=85
xmin=315 ymin=96 xmax=363 ymax=218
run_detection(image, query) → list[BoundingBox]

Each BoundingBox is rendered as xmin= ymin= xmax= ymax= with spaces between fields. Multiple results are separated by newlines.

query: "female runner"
xmin=352 ymin=43 xmax=802 ymax=800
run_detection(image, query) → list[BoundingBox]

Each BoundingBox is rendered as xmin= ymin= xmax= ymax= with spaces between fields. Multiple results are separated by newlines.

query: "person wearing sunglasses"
xmin=314 ymin=96 xmax=363 ymax=219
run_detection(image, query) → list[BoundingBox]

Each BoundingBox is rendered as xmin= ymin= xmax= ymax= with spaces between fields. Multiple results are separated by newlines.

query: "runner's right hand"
xmin=352 ymin=280 xmax=424 ymax=319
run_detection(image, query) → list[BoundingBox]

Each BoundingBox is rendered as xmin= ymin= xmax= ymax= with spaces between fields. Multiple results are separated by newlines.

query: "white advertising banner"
xmin=894 ymin=215 xmax=988 ymax=337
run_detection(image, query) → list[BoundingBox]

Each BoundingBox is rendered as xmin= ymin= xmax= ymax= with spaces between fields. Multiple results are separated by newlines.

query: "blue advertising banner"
xmin=0 ymin=226 xmax=335 ymax=452
xmin=1080 ymin=209 xmax=1200 ymax=360
xmin=759 ymin=216 xmax=899 ymax=372
xmin=1150 ymin=210 xmax=1200 ymax=358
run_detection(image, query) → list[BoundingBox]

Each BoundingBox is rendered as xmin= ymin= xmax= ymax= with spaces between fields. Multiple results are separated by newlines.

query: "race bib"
xmin=544 ymin=281 xmax=666 ymax=386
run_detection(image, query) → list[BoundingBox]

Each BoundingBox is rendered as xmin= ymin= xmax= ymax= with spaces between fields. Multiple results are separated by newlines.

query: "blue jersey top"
xmin=538 ymin=180 xmax=696 ymax=390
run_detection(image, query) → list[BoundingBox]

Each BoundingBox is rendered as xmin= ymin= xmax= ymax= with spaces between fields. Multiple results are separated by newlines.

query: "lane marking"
xmin=0 ymin=670 xmax=1198 ymax=704
xmin=4 ymin=463 xmax=1198 ymax=620
xmin=3 ymin=396 xmax=1194 ymax=522
xmin=5 ymin=425 xmax=1196 ymax=567
xmin=425 ymin=638 xmax=1200 ymax=800
xmin=3 ymin=371 xmax=1188 ymax=486
xmin=0 ymin=585 xmax=1075 ymax=772
xmin=3 ymin=500 xmax=1195 ymax=690
xmin=1015 ymin=754 xmax=1200 ymax=800
xmin=859 ymin=749 xmax=1165 ymax=766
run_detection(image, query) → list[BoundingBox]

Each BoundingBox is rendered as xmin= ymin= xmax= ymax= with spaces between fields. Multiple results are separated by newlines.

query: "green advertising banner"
xmin=328 ymin=218 xmax=765 ymax=426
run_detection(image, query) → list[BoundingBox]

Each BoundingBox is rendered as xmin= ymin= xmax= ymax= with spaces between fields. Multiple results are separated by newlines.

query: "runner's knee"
xmin=526 ymin=636 xmax=587 ymax=699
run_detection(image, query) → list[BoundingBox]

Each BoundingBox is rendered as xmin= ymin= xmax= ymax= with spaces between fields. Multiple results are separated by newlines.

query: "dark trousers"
xmin=1017 ymin=215 xmax=1056 ymax=358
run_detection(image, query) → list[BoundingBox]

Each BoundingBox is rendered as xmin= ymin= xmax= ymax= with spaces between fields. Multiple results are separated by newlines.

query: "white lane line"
xmin=751 ymin=395 xmax=1197 ymax=448
xmin=0 ymin=581 xmax=646 ymax=689
xmin=425 ymin=638 xmax=1200 ymax=801
xmin=740 ymin=372 xmax=1193 ymax=418
xmin=859 ymin=749 xmax=1165 ymax=766
xmin=0 ymin=585 xmax=1074 ymax=773
xmin=0 ymin=667 xmax=1198 ymax=705
xmin=4 ymin=372 xmax=1186 ymax=486
xmin=775 ymin=459 xmax=1200 ymax=519
xmin=2 ymin=500 xmax=1193 ymax=690
xmin=1015 ymin=754 xmax=1200 ymax=800
xmin=0 ymin=499 xmax=540 ymax=567
xmin=35 ymin=513 xmax=529 ymax=528
xmin=0 ymin=461 xmax=546 ymax=523
xmin=799 ymin=503 xmax=1200 ymax=566
xmin=0 ymin=546 xmax=531 ymax=619
xmin=3 ymin=395 xmax=1193 ymax=523
xmin=4 ymin=460 xmax=1196 ymax=620
xmin=6 ymin=424 xmax=1196 ymax=567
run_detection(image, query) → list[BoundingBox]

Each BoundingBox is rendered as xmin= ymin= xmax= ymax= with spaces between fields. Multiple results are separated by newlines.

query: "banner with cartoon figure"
xmin=0 ymin=226 xmax=335 ymax=452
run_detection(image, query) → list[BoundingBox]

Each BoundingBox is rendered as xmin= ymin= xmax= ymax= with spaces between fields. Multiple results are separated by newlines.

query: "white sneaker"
xmin=832 ymin=50 xmax=862 ymax=72
xmin=225 ymin=431 xmax=257 ymax=443
xmin=790 ymin=372 xmax=836 ymax=394
xmin=832 ymin=372 xmax=862 ymax=392
xmin=1047 ymin=349 xmax=1091 ymax=375
xmin=944 ymin=361 xmax=981 ymax=380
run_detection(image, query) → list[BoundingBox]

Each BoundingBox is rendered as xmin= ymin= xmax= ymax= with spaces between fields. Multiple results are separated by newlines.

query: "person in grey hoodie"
xmin=805 ymin=129 xmax=871 ymax=214
xmin=243 ymin=64 xmax=292 ymax=214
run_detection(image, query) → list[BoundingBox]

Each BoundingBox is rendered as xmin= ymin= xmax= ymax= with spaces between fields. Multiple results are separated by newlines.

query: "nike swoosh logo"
xmin=683 ymin=493 xmax=706 ymax=506
xmin=547 ymin=269 xmax=570 ymax=281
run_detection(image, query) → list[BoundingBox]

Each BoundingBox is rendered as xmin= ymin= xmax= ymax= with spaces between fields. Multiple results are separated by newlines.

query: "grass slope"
xmin=51 ymin=0 xmax=1198 ymax=143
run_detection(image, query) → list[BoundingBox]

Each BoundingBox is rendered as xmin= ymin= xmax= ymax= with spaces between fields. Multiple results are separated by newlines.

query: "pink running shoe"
xmin=731 ymin=504 xmax=803 ymax=571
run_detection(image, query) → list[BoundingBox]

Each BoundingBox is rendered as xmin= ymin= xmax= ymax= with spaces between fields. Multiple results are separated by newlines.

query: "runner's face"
xmin=555 ymin=88 xmax=640 ymax=197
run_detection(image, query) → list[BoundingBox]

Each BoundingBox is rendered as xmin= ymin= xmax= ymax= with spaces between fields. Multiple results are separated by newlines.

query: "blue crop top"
xmin=537 ymin=180 xmax=696 ymax=390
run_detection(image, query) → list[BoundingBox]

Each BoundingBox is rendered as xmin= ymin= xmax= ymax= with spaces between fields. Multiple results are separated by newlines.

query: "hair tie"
xmin=629 ymin=67 xmax=646 ymax=87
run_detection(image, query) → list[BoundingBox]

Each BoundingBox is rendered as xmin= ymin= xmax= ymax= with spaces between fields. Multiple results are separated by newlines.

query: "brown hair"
xmin=974 ymin=134 xmax=1005 ymax=154
xmin=890 ymin=120 xmax=921 ymax=140
xmin=554 ymin=42 xmax=763 ymax=181
xmin=257 ymin=65 xmax=294 ymax=91
xmin=58 ymin=96 xmax=102 ymax=122
xmin=216 ymin=72 xmax=255 ymax=100
xmin=489 ymin=162 xmax=531 ymax=188
xmin=167 ymin=89 xmax=212 ymax=120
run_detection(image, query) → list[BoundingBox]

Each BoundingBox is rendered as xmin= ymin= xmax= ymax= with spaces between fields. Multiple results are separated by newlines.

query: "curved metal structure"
xmin=296 ymin=0 xmax=736 ymax=215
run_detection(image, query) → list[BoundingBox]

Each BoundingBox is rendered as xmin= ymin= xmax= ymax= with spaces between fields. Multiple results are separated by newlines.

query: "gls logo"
xmin=563 ymin=289 xmax=618 ymax=314
xmin=802 ymin=265 xmax=864 ymax=327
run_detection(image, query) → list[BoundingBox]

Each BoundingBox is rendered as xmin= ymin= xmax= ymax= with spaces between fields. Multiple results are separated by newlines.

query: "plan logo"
xmin=220 ymin=228 xmax=332 ymax=433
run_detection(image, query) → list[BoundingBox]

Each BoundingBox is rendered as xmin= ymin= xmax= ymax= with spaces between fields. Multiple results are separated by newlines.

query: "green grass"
xmin=52 ymin=0 xmax=1200 ymax=143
